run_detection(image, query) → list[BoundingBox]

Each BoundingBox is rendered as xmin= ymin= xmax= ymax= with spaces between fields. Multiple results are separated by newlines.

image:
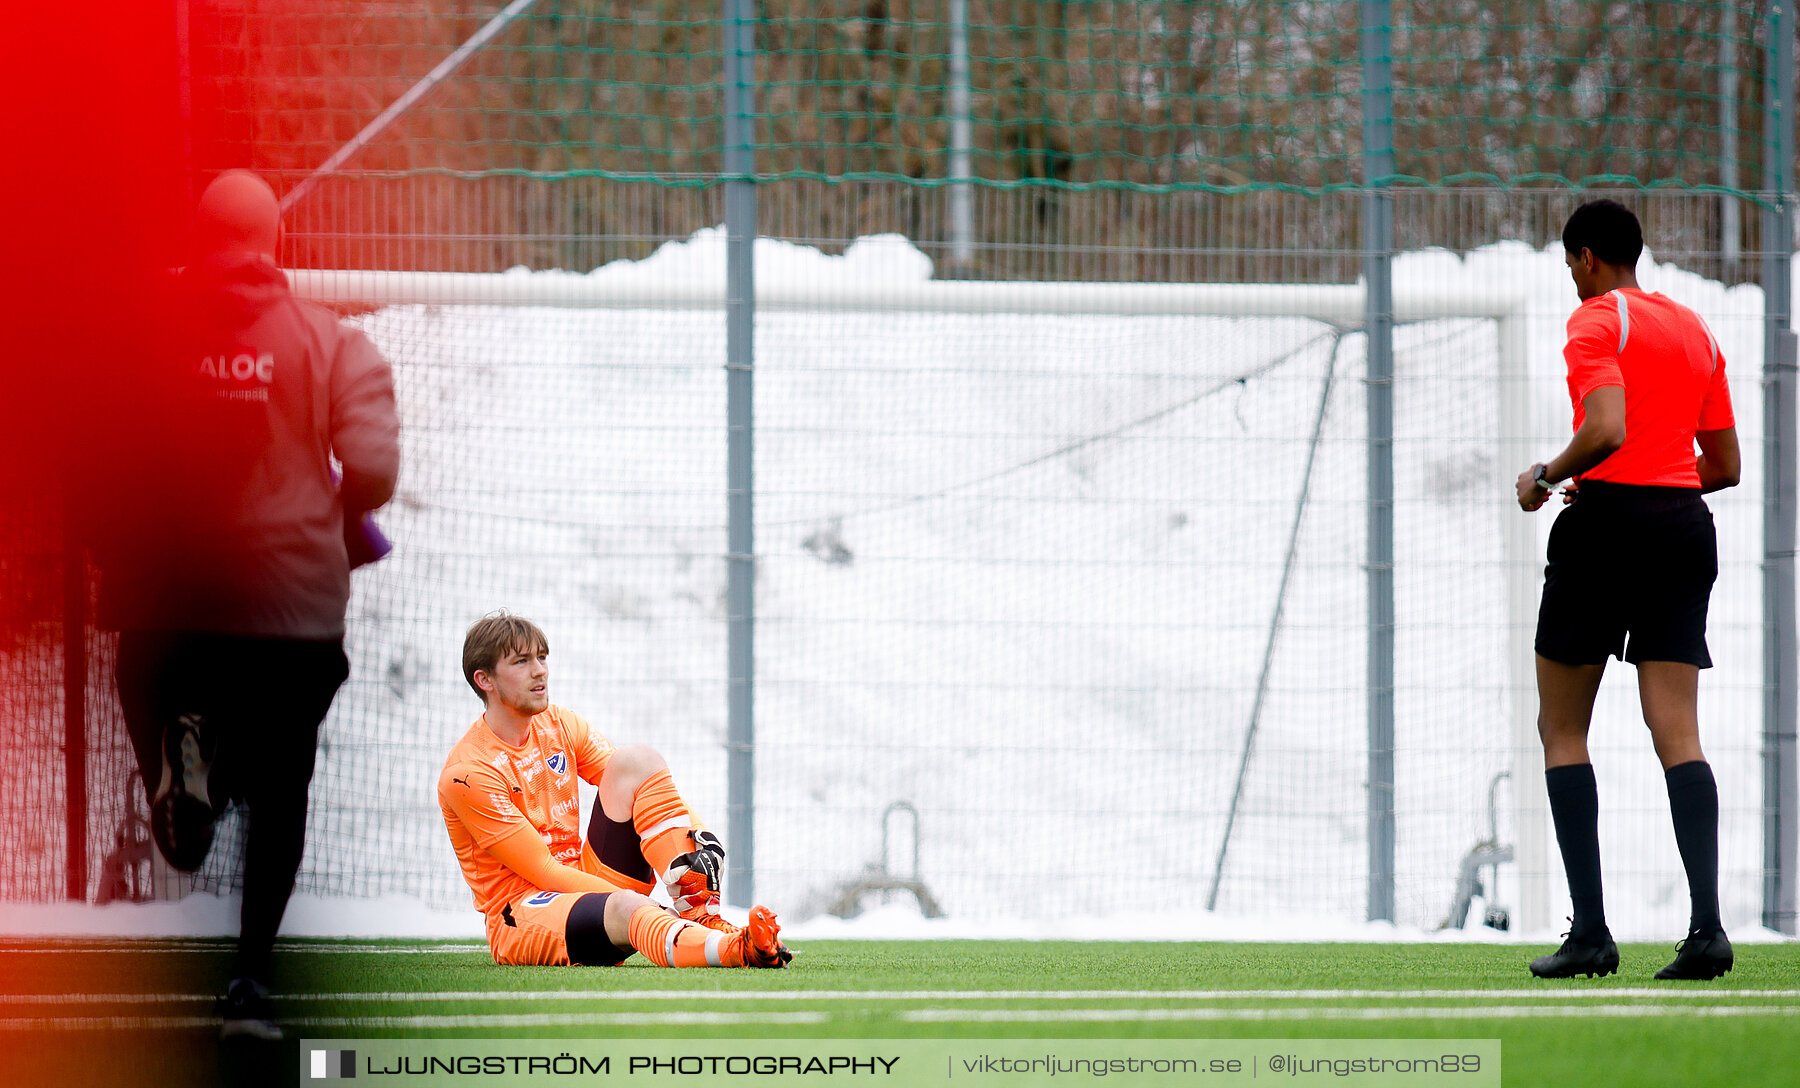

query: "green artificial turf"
xmin=4 ymin=938 xmax=1797 ymax=1087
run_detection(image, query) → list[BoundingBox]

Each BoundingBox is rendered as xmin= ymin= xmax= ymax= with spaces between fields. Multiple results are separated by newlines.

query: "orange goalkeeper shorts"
xmin=484 ymin=888 xmax=629 ymax=966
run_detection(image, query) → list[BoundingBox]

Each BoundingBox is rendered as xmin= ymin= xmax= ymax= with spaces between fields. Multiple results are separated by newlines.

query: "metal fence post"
xmin=63 ymin=495 xmax=87 ymax=901
xmin=1762 ymin=0 xmax=1798 ymax=938
xmin=948 ymin=0 xmax=974 ymax=276
xmin=1768 ymin=327 xmax=1798 ymax=937
xmin=1723 ymin=3 xmax=1742 ymax=280
xmin=1361 ymin=0 xmax=1396 ymax=924
xmin=724 ymin=0 xmax=758 ymax=909
xmin=175 ymin=0 xmax=195 ymax=207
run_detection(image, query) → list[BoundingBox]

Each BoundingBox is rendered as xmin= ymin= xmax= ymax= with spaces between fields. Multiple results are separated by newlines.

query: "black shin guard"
xmin=585 ymin=806 xmax=656 ymax=889
xmin=565 ymin=892 xmax=630 ymax=966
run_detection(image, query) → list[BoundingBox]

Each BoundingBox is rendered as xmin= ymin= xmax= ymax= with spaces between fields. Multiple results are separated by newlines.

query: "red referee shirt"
xmin=1563 ymin=287 xmax=1734 ymax=488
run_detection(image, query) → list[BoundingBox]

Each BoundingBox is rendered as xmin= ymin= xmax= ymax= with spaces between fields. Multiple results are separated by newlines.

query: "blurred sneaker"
xmin=151 ymin=713 xmax=217 ymax=872
xmin=1655 ymin=928 xmax=1733 ymax=981
xmin=217 ymin=977 xmax=281 ymax=1041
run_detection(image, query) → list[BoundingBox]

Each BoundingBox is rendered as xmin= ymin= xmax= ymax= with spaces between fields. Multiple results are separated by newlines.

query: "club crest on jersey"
xmin=545 ymin=752 xmax=567 ymax=776
xmin=524 ymin=891 xmax=561 ymax=908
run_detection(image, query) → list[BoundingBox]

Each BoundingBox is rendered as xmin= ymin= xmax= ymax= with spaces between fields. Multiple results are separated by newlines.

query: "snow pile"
xmin=13 ymin=232 xmax=1790 ymax=943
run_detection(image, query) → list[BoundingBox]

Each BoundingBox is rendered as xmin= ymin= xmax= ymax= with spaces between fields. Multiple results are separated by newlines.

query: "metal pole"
xmin=948 ymin=0 xmax=974 ymax=276
xmin=278 ymin=0 xmax=545 ymax=213
xmin=1768 ymin=329 xmax=1798 ymax=936
xmin=63 ymin=495 xmax=87 ymax=901
xmin=1722 ymin=2 xmax=1741 ymax=280
xmin=724 ymin=0 xmax=758 ymax=909
xmin=174 ymin=0 xmax=194 ymax=208
xmin=1763 ymin=0 xmax=1798 ymax=937
xmin=1361 ymin=0 xmax=1396 ymax=924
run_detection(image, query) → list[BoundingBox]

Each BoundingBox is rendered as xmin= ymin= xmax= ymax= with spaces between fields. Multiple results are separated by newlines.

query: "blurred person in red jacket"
xmin=94 ymin=170 xmax=400 ymax=1039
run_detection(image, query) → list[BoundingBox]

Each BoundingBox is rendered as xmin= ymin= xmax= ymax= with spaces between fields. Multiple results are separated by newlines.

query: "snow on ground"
xmin=10 ymin=231 xmax=1792 ymax=943
xmin=3 ymin=892 xmax=1795 ymax=946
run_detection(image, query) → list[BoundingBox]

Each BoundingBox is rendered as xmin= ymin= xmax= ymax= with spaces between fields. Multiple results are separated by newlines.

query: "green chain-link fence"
xmin=167 ymin=1 xmax=1795 ymax=277
xmin=194 ymin=2 xmax=1776 ymax=193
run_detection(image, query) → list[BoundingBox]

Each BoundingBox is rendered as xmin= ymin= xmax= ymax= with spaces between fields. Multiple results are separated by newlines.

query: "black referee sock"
xmin=1545 ymin=763 xmax=1607 ymax=941
xmin=1664 ymin=760 xmax=1722 ymax=935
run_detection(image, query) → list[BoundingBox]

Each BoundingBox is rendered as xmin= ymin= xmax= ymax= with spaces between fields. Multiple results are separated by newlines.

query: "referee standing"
xmin=1517 ymin=200 xmax=1739 ymax=980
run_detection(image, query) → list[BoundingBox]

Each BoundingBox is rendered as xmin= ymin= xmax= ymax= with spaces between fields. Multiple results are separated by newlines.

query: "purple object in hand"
xmin=346 ymin=512 xmax=393 ymax=569
xmin=331 ymin=466 xmax=394 ymax=569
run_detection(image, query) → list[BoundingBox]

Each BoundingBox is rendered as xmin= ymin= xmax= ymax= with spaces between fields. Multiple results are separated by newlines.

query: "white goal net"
xmin=147 ymin=239 xmax=1767 ymax=941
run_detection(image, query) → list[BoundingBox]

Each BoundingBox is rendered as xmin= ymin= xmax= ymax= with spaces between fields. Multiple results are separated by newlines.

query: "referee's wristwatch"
xmin=1532 ymin=464 xmax=1557 ymax=491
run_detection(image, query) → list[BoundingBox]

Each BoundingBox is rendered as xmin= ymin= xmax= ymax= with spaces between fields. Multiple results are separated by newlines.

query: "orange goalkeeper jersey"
xmin=438 ymin=705 xmax=615 ymax=913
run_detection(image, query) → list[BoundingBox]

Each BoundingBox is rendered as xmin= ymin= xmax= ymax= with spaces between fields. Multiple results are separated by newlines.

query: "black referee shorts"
xmin=1534 ymin=480 xmax=1718 ymax=669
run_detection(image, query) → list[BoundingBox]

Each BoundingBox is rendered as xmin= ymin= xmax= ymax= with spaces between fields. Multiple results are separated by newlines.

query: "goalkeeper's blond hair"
xmin=461 ymin=611 xmax=549 ymax=700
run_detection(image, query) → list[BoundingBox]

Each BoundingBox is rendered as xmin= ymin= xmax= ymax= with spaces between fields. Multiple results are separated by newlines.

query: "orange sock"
xmin=626 ymin=903 xmax=741 ymax=968
xmin=632 ymin=769 xmax=704 ymax=874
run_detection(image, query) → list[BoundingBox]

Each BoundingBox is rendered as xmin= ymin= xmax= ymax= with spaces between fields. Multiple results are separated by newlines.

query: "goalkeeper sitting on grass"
xmin=438 ymin=612 xmax=790 ymax=969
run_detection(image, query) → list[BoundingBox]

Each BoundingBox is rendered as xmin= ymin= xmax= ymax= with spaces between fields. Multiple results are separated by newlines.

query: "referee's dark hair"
xmin=1562 ymin=199 xmax=1644 ymax=268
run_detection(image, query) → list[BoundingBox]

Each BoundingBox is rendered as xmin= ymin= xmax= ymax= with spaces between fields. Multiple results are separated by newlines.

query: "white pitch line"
xmin=0 ymin=1017 xmax=220 ymax=1032
xmin=5 ymin=988 xmax=1796 ymax=1006
xmin=275 ymin=987 xmax=1800 ymax=1003
xmin=294 ymin=1012 xmax=829 ymax=1029
xmin=903 ymin=1005 xmax=1800 ymax=1023
xmin=13 ymin=1004 xmax=1800 ymax=1032
xmin=0 ymin=1011 xmax=828 ymax=1032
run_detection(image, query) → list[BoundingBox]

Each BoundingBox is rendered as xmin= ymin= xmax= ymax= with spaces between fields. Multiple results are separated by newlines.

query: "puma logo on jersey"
xmin=451 ymin=777 xmax=470 ymax=788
